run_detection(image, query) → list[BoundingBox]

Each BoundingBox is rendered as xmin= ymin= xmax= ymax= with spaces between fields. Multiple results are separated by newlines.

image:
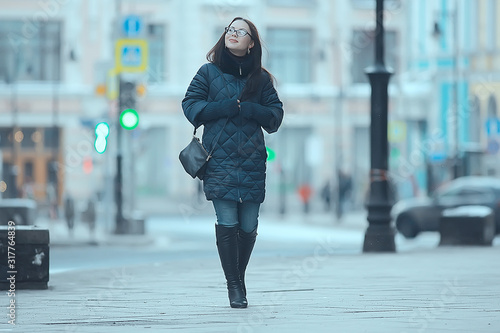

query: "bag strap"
xmin=194 ymin=64 xmax=233 ymax=157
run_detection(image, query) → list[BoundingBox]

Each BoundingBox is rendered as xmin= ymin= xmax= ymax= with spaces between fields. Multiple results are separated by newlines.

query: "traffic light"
xmin=266 ymin=146 xmax=276 ymax=161
xmin=120 ymin=109 xmax=139 ymax=130
xmin=94 ymin=122 xmax=110 ymax=154
xmin=118 ymin=80 xmax=139 ymax=130
xmin=119 ymin=80 xmax=136 ymax=110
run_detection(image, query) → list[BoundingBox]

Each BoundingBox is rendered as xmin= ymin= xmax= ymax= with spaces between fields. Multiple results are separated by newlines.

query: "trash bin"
xmin=439 ymin=205 xmax=495 ymax=246
xmin=0 ymin=199 xmax=37 ymax=225
xmin=0 ymin=225 xmax=49 ymax=290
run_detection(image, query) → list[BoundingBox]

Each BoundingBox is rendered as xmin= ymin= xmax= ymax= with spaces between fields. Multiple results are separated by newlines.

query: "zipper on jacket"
xmin=239 ymin=64 xmax=242 ymax=76
xmin=237 ymin=79 xmax=242 ymax=203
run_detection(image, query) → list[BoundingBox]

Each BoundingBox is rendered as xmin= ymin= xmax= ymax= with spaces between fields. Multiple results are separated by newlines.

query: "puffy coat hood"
xmin=182 ymin=63 xmax=284 ymax=203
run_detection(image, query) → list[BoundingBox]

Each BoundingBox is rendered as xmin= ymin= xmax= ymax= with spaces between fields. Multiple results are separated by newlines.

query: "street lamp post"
xmin=5 ymin=70 xmax=19 ymax=199
xmin=363 ymin=0 xmax=396 ymax=252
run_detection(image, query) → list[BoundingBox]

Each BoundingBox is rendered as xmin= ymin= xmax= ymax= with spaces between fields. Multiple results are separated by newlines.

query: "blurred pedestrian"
xmin=85 ymin=199 xmax=96 ymax=234
xmin=298 ymin=183 xmax=313 ymax=213
xmin=320 ymin=180 xmax=332 ymax=211
xmin=46 ymin=182 xmax=58 ymax=220
xmin=336 ymin=171 xmax=352 ymax=219
xmin=64 ymin=195 xmax=75 ymax=235
xmin=182 ymin=17 xmax=284 ymax=309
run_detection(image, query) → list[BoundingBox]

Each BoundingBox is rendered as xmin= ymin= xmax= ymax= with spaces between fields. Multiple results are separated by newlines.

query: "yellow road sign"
xmin=388 ymin=121 xmax=407 ymax=143
xmin=115 ymin=39 xmax=148 ymax=73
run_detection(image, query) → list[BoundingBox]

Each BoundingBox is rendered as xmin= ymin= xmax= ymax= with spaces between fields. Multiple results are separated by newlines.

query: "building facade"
xmin=468 ymin=0 xmax=500 ymax=177
xmin=5 ymin=0 xmax=488 ymax=218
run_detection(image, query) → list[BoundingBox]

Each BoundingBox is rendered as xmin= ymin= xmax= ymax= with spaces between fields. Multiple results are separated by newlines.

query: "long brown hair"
xmin=207 ymin=17 xmax=274 ymax=101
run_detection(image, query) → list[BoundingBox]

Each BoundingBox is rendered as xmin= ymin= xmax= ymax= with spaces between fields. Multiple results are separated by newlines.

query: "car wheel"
xmin=396 ymin=215 xmax=419 ymax=239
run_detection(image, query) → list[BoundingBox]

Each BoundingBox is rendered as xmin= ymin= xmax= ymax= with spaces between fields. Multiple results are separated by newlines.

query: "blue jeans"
xmin=212 ymin=199 xmax=260 ymax=233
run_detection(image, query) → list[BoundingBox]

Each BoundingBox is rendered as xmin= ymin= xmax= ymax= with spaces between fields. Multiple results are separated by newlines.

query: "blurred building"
xmin=1 ymin=0 xmax=492 ymax=218
xmin=468 ymin=0 xmax=500 ymax=177
xmin=403 ymin=0 xmax=500 ymax=197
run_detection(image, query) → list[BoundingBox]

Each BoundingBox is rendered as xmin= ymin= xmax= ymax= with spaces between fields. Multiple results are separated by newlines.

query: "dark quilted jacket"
xmin=182 ymin=63 xmax=284 ymax=203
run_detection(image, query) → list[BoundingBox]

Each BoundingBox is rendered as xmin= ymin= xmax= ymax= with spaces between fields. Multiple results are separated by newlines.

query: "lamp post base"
xmin=363 ymin=224 xmax=396 ymax=252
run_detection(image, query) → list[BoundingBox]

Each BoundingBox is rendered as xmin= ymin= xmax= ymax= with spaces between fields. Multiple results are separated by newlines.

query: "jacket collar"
xmin=220 ymin=48 xmax=253 ymax=77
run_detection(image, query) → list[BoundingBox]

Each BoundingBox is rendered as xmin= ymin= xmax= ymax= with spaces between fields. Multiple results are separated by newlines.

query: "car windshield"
xmin=436 ymin=185 xmax=495 ymax=204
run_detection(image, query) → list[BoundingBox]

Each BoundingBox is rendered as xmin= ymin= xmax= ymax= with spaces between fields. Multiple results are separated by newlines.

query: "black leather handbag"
xmin=179 ymin=122 xmax=227 ymax=180
xmin=180 ymin=65 xmax=233 ymax=180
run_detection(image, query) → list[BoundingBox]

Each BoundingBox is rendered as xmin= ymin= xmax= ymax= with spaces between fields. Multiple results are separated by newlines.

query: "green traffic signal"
xmin=95 ymin=122 xmax=110 ymax=154
xmin=266 ymin=146 xmax=276 ymax=161
xmin=120 ymin=108 xmax=139 ymax=130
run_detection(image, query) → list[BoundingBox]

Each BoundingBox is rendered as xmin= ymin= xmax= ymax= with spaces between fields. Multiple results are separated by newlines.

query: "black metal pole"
xmin=115 ymin=77 xmax=125 ymax=234
xmin=10 ymin=80 xmax=19 ymax=199
xmin=335 ymin=88 xmax=343 ymax=221
xmin=363 ymin=0 xmax=396 ymax=252
xmin=52 ymin=81 xmax=59 ymax=204
xmin=115 ymin=153 xmax=124 ymax=233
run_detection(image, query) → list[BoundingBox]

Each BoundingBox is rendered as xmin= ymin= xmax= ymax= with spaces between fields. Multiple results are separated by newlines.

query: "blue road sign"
xmin=123 ymin=15 xmax=142 ymax=37
xmin=122 ymin=46 xmax=142 ymax=66
xmin=115 ymin=39 xmax=148 ymax=73
xmin=429 ymin=152 xmax=447 ymax=163
xmin=485 ymin=117 xmax=500 ymax=136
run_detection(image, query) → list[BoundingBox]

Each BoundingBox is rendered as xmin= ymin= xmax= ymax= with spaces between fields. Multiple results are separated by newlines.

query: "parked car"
xmin=392 ymin=176 xmax=500 ymax=238
xmin=0 ymin=198 xmax=37 ymax=225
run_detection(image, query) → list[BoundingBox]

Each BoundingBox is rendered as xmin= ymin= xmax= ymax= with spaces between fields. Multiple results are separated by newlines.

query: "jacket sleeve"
xmin=182 ymin=64 xmax=239 ymax=128
xmin=239 ymin=74 xmax=284 ymax=134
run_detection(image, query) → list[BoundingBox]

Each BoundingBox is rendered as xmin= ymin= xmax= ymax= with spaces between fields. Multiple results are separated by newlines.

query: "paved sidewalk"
xmin=35 ymin=209 xmax=368 ymax=247
xmin=6 ymin=238 xmax=500 ymax=332
xmin=33 ymin=217 xmax=156 ymax=247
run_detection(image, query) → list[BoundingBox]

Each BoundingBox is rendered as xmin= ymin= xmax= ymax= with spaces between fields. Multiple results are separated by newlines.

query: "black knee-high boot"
xmin=215 ymin=225 xmax=247 ymax=308
xmin=238 ymin=228 xmax=257 ymax=296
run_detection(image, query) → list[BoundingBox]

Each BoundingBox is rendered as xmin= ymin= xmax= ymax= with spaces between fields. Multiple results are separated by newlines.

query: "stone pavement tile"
xmin=7 ymin=246 xmax=500 ymax=333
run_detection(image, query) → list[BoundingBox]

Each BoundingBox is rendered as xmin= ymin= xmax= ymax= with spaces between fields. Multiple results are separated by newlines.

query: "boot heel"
xmin=228 ymin=287 xmax=248 ymax=308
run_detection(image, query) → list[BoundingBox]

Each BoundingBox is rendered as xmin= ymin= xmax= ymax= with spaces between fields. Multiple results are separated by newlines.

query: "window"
xmin=0 ymin=128 xmax=13 ymax=149
xmin=467 ymin=0 xmax=479 ymax=52
xmin=350 ymin=30 xmax=397 ymax=84
xmin=0 ymin=20 xmax=61 ymax=82
xmin=43 ymin=127 xmax=60 ymax=149
xmin=487 ymin=95 xmax=497 ymax=118
xmin=469 ymin=96 xmax=481 ymax=143
xmin=267 ymin=0 xmax=316 ymax=7
xmin=351 ymin=0 xmax=400 ymax=10
xmin=24 ymin=161 xmax=34 ymax=179
xmin=460 ymin=188 xmax=494 ymax=202
xmin=267 ymin=28 xmax=312 ymax=84
xmin=147 ymin=24 xmax=165 ymax=83
xmin=20 ymin=128 xmax=37 ymax=149
xmin=486 ymin=0 xmax=496 ymax=51
xmin=438 ymin=186 xmax=494 ymax=206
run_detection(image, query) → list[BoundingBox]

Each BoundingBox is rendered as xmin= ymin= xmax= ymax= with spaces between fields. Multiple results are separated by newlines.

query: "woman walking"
xmin=182 ymin=17 xmax=283 ymax=308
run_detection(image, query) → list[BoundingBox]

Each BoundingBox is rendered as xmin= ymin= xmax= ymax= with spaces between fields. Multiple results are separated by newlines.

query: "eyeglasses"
xmin=225 ymin=26 xmax=252 ymax=38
